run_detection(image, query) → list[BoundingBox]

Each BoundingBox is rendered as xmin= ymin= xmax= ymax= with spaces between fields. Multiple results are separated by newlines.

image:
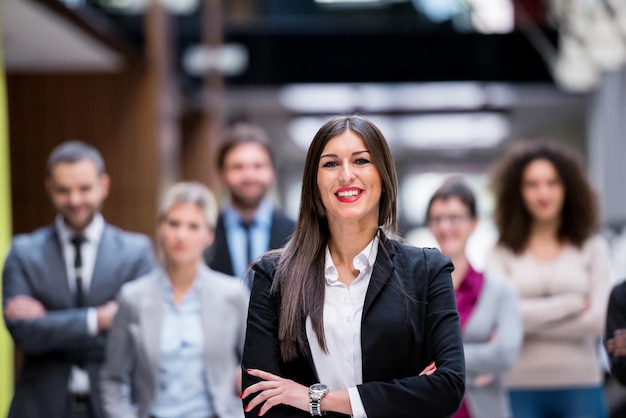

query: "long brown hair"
xmin=272 ymin=115 xmax=398 ymax=361
xmin=490 ymin=140 xmax=599 ymax=253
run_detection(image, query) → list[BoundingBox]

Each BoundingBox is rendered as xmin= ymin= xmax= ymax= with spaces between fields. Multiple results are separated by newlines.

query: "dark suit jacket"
xmin=2 ymin=223 xmax=155 ymax=418
xmin=206 ymin=209 xmax=295 ymax=277
xmin=242 ymin=237 xmax=465 ymax=418
xmin=606 ymin=280 xmax=626 ymax=385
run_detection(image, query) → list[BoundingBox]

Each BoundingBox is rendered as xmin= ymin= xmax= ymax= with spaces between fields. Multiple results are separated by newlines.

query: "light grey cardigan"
xmin=462 ymin=275 xmax=522 ymax=418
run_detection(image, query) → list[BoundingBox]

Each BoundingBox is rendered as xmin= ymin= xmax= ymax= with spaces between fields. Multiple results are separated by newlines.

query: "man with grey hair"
xmin=2 ymin=140 xmax=155 ymax=418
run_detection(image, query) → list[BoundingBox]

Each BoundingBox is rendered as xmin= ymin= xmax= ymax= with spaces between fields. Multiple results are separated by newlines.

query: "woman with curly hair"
xmin=486 ymin=140 xmax=613 ymax=418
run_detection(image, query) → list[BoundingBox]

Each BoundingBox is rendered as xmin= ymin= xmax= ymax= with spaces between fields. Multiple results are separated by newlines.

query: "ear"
xmin=100 ymin=173 xmax=111 ymax=198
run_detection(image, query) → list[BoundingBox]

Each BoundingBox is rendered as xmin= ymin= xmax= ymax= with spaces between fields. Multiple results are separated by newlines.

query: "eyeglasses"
xmin=427 ymin=214 xmax=472 ymax=227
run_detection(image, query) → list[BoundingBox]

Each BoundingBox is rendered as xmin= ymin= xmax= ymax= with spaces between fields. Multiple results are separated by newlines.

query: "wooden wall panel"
xmin=6 ymin=71 xmax=160 ymax=239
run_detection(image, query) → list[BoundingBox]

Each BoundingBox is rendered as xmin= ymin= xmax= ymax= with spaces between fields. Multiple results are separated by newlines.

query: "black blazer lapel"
xmin=88 ymin=225 xmax=117 ymax=306
xmin=362 ymin=238 xmax=397 ymax=318
xmin=207 ymin=214 xmax=235 ymax=276
xmin=268 ymin=210 xmax=295 ymax=250
xmin=45 ymin=228 xmax=74 ymax=308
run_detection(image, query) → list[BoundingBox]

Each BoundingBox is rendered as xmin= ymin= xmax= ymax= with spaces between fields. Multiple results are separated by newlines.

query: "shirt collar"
xmin=159 ymin=265 xmax=203 ymax=293
xmin=158 ymin=265 xmax=202 ymax=303
xmin=55 ymin=213 xmax=105 ymax=245
xmin=223 ymin=199 xmax=273 ymax=229
xmin=324 ymin=235 xmax=379 ymax=285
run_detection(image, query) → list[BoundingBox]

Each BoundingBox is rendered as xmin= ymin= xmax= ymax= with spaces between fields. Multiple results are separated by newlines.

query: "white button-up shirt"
xmin=305 ymin=236 xmax=378 ymax=418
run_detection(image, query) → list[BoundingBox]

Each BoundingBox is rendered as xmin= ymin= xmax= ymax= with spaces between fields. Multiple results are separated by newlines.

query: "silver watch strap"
xmin=310 ymin=398 xmax=324 ymax=416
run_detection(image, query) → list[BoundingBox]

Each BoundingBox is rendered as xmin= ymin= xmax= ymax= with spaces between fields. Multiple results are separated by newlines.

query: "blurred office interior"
xmin=2 ymin=0 xmax=626 ymax=274
xmin=3 ymin=0 xmax=626 ymax=415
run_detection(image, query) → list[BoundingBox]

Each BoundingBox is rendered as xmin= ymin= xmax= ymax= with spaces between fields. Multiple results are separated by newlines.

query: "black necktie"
xmin=240 ymin=219 xmax=255 ymax=268
xmin=70 ymin=235 xmax=86 ymax=307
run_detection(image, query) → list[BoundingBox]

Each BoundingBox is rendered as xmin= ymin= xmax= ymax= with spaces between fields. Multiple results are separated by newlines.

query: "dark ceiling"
xmin=85 ymin=0 xmax=556 ymax=93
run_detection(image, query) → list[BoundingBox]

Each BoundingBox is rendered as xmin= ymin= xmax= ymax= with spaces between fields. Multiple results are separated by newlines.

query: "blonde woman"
xmin=101 ymin=182 xmax=249 ymax=418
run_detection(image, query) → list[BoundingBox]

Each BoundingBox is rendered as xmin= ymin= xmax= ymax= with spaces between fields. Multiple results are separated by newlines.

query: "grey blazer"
xmin=2 ymin=224 xmax=155 ymax=418
xmin=462 ymin=275 xmax=522 ymax=418
xmin=100 ymin=265 xmax=249 ymax=418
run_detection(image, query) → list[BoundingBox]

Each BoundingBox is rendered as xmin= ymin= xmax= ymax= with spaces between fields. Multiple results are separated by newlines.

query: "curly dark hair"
xmin=490 ymin=140 xmax=599 ymax=254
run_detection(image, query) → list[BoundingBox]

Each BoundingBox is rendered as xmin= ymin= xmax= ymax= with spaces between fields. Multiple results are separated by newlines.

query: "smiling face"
xmin=316 ymin=130 xmax=382 ymax=228
xmin=428 ymin=197 xmax=476 ymax=259
xmin=158 ymin=202 xmax=214 ymax=267
xmin=521 ymin=158 xmax=565 ymax=224
xmin=46 ymin=159 xmax=109 ymax=231
xmin=220 ymin=142 xmax=275 ymax=211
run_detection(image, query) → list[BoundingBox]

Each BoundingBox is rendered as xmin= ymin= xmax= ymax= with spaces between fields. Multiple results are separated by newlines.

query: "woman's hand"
xmin=473 ymin=374 xmax=495 ymax=387
xmin=607 ymin=329 xmax=626 ymax=357
xmin=242 ymin=369 xmax=310 ymax=416
xmin=419 ymin=361 xmax=437 ymax=376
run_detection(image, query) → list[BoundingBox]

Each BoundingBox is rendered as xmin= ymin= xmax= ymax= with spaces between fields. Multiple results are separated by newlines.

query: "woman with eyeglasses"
xmin=426 ymin=178 xmax=522 ymax=418
xmin=486 ymin=140 xmax=612 ymax=418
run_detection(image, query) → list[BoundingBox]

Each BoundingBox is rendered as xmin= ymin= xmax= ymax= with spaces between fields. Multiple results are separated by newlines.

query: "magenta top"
xmin=453 ymin=264 xmax=485 ymax=418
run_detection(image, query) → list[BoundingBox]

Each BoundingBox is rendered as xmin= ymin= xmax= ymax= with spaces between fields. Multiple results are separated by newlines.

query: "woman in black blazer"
xmin=241 ymin=115 xmax=465 ymax=418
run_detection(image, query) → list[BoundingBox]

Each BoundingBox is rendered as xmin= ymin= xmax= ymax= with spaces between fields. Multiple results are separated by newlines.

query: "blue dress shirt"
xmin=223 ymin=200 xmax=273 ymax=278
xmin=151 ymin=275 xmax=215 ymax=418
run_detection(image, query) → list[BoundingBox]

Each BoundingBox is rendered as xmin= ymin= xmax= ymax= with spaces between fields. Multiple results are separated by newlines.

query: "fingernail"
xmin=240 ymin=392 xmax=244 ymax=399
xmin=247 ymin=368 xmax=252 ymax=373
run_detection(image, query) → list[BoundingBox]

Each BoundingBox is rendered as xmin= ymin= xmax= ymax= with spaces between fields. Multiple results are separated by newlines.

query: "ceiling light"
xmin=468 ymin=0 xmax=514 ymax=34
xmin=288 ymin=113 xmax=508 ymax=151
xmin=183 ymin=43 xmax=248 ymax=76
xmin=279 ymin=84 xmax=355 ymax=113
xmin=392 ymin=83 xmax=487 ymax=110
xmin=279 ymin=82 xmax=514 ymax=113
xmin=395 ymin=113 xmax=509 ymax=148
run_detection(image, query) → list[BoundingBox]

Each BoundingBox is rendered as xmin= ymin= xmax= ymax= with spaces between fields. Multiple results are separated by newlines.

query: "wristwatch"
xmin=309 ymin=383 xmax=329 ymax=416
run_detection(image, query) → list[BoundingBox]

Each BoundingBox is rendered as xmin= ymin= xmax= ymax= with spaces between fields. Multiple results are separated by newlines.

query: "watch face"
xmin=310 ymin=383 xmax=329 ymax=393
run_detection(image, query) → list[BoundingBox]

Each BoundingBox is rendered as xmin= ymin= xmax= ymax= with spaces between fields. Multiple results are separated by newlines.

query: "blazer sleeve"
xmin=132 ymin=235 xmax=156 ymax=279
xmin=100 ymin=287 xmax=139 ymax=418
xmin=241 ymin=266 xmax=298 ymax=418
xmin=2 ymin=233 xmax=154 ymax=355
xmin=236 ymin=285 xmax=251 ymax=363
xmin=2 ymin=243 xmax=95 ymax=354
xmin=606 ymin=282 xmax=626 ymax=385
xmin=357 ymin=249 xmax=465 ymax=418
xmin=463 ymin=280 xmax=522 ymax=375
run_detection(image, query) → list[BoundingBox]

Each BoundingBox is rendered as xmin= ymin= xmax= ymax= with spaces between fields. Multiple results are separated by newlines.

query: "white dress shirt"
xmin=305 ymin=236 xmax=378 ymax=418
xmin=56 ymin=213 xmax=104 ymax=394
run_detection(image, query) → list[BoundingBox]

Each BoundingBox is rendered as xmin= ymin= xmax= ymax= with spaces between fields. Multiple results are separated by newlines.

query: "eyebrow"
xmin=320 ymin=150 xmax=370 ymax=159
